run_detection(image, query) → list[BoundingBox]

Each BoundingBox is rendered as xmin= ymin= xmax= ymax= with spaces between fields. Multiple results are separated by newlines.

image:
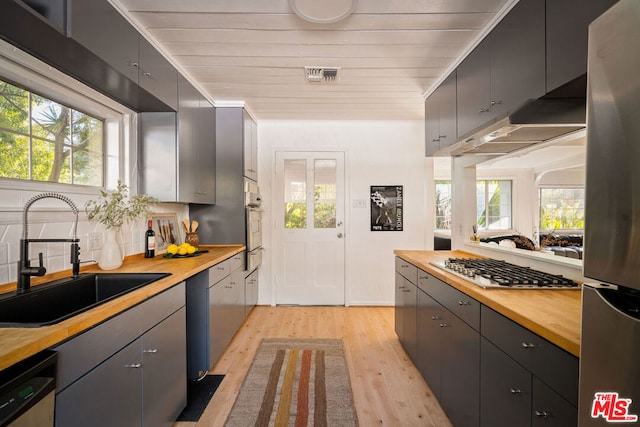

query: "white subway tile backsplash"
xmin=1 ymin=200 xmax=188 ymax=286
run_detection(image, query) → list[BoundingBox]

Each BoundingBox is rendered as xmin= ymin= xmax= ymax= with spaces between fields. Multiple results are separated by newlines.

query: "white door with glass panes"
xmin=274 ymin=152 xmax=345 ymax=305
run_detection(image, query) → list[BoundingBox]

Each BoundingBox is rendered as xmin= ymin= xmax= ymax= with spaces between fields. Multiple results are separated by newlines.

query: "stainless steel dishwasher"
xmin=0 ymin=350 xmax=56 ymax=427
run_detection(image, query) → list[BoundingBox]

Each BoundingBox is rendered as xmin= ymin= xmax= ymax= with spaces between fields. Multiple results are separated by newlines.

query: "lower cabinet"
xmin=395 ymin=272 xmax=417 ymax=361
xmin=394 ymin=258 xmax=579 ymax=427
xmin=245 ymin=268 xmax=259 ymax=317
xmin=186 ymin=252 xmax=246 ymax=378
xmin=54 ymin=283 xmax=187 ymax=427
xmin=416 ymin=282 xmax=479 ymax=427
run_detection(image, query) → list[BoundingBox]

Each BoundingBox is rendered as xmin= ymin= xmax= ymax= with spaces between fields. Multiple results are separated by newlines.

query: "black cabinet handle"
xmin=521 ymin=342 xmax=536 ymax=349
xmin=534 ymin=410 xmax=550 ymax=418
xmin=510 ymin=388 xmax=523 ymax=395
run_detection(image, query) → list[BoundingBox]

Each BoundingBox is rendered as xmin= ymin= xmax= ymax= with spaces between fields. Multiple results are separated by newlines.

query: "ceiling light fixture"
xmin=289 ymin=0 xmax=357 ymax=24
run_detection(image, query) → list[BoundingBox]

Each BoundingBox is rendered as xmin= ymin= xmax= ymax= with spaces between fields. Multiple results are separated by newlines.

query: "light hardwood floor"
xmin=174 ymin=306 xmax=452 ymax=427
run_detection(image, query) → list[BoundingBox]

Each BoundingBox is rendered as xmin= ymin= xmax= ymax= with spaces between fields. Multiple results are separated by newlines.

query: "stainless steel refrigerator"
xmin=580 ymin=0 xmax=640 ymax=424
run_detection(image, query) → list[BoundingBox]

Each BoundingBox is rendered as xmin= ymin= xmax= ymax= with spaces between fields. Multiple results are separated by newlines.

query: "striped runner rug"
xmin=225 ymin=339 xmax=358 ymax=426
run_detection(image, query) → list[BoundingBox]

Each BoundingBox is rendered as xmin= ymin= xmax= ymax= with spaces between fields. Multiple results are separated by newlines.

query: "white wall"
xmin=257 ymin=120 xmax=428 ymax=306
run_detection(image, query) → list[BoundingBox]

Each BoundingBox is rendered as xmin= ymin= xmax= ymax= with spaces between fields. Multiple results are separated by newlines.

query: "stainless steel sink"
xmin=0 ymin=272 xmax=171 ymax=327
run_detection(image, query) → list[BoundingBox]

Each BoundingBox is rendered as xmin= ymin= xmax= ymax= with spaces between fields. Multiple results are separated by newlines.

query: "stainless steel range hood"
xmin=446 ymin=97 xmax=586 ymax=157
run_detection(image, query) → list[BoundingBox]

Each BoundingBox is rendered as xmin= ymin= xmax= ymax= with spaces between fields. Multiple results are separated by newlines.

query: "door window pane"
xmin=284 ymin=159 xmax=307 ymax=228
xmin=314 ymin=159 xmax=336 ymax=228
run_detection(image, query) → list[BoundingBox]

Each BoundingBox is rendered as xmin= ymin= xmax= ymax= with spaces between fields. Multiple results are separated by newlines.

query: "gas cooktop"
xmin=432 ymin=258 xmax=581 ymax=290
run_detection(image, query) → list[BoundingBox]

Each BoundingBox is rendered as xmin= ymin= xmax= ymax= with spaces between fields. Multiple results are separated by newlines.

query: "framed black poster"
xmin=370 ymin=186 xmax=403 ymax=231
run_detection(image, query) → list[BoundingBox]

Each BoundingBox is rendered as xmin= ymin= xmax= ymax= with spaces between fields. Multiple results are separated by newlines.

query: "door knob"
xmin=337 ymin=233 xmax=343 ymax=238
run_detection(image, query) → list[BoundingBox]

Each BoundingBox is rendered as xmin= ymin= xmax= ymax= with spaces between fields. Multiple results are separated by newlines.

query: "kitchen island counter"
xmin=395 ymin=249 xmax=582 ymax=357
xmin=0 ymin=245 xmax=245 ymax=371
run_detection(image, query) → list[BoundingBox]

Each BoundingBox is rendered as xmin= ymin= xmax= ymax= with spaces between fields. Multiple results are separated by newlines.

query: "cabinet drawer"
xmin=209 ymin=259 xmax=230 ymax=286
xmin=230 ymin=252 xmax=246 ymax=272
xmin=418 ymin=270 xmax=480 ymax=331
xmin=395 ymin=257 xmax=417 ymax=284
xmin=481 ymin=306 xmax=578 ymax=405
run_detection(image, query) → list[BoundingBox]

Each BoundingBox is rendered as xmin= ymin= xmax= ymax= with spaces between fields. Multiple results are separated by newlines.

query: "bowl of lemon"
xmin=164 ymin=242 xmax=201 ymax=258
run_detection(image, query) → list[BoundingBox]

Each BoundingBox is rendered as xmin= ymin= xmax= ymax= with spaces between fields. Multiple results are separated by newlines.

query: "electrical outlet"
xmin=352 ymin=199 xmax=367 ymax=208
xmin=88 ymin=232 xmax=103 ymax=250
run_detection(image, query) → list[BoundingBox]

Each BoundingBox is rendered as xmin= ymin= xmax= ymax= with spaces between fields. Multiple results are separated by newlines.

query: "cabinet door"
xmin=177 ymin=75 xmax=198 ymax=203
xmin=488 ymin=0 xmax=545 ymax=119
xmin=55 ymin=338 xmax=142 ymax=427
xmin=416 ymin=288 xmax=444 ymax=396
xmin=195 ymin=97 xmax=216 ymax=204
xmin=394 ymin=272 xmax=405 ymax=341
xmin=143 ymin=308 xmax=187 ymax=427
xmin=546 ymin=0 xmax=615 ymax=92
xmin=437 ymin=71 xmax=457 ymax=150
xmin=209 ymin=275 xmax=235 ymax=367
xmin=424 ymin=93 xmax=441 ymax=156
xmin=139 ymin=37 xmax=178 ymax=111
xmin=68 ymin=0 xmax=139 ymax=83
xmin=531 ymin=377 xmax=577 ymax=427
xmin=243 ymin=110 xmax=257 ymax=181
xmin=440 ymin=312 xmax=480 ymax=427
xmin=456 ymin=41 xmax=491 ymax=138
xmin=245 ymin=268 xmax=259 ymax=317
xmin=481 ymin=337 xmax=531 ymax=427
xmin=402 ymin=280 xmax=417 ymax=362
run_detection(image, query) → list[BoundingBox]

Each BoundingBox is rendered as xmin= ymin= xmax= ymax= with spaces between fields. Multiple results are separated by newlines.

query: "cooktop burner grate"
xmin=432 ymin=258 xmax=580 ymax=289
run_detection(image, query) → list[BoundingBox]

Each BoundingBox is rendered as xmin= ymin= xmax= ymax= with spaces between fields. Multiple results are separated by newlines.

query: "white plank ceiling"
xmin=113 ymin=0 xmax=514 ymax=120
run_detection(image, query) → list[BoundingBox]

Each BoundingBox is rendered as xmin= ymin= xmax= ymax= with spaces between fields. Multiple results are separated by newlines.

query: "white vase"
xmin=99 ymin=228 xmax=123 ymax=270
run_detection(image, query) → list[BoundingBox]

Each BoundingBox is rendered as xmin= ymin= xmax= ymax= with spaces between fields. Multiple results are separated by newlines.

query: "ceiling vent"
xmin=305 ymin=67 xmax=340 ymax=83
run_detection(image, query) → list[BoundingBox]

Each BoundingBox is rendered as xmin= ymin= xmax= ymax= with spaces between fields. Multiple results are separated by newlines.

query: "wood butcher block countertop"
xmin=394 ymin=250 xmax=582 ymax=357
xmin=0 ymin=245 xmax=245 ymax=371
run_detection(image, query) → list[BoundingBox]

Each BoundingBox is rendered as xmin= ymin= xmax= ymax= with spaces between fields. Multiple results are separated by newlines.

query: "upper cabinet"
xmin=425 ymin=71 xmax=457 ymax=156
xmin=457 ymin=0 xmax=545 ymax=138
xmin=545 ymin=0 xmax=617 ymax=93
xmin=243 ymin=110 xmax=258 ymax=181
xmin=426 ymin=0 xmax=614 ymax=156
xmin=138 ymin=76 xmax=215 ymax=204
xmin=68 ymin=0 xmax=178 ymax=111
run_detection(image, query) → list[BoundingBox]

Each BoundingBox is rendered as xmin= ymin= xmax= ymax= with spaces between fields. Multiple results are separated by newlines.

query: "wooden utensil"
xmin=191 ymin=220 xmax=199 ymax=232
xmin=182 ymin=219 xmax=191 ymax=233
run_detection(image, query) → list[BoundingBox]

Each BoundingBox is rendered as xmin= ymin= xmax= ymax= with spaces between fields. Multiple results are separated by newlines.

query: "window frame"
xmin=0 ymin=39 xmax=135 ymax=196
xmin=538 ymin=185 xmax=585 ymax=232
xmin=434 ymin=179 xmax=514 ymax=232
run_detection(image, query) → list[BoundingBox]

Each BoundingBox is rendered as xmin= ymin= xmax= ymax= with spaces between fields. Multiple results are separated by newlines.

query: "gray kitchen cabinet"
xmin=186 ymin=253 xmax=246 ymax=378
xmin=177 ymin=75 xmax=216 ymax=205
xmin=139 ymin=76 xmax=215 ymax=204
xmin=209 ymin=253 xmax=246 ymax=367
xmin=425 ymin=71 xmax=457 ymax=156
xmin=67 ymin=0 xmax=177 ymax=111
xmin=56 ymin=337 xmax=142 ymax=427
xmin=545 ymin=0 xmax=616 ymax=93
xmin=415 ymin=269 xmax=479 ymax=427
xmin=394 ymin=257 xmax=418 ymax=361
xmin=68 ymin=0 xmax=139 ymax=83
xmin=139 ymin=37 xmax=178 ymax=111
xmin=416 ymin=287 xmax=443 ymax=394
xmin=456 ymin=41 xmax=491 ymax=138
xmin=245 ymin=267 xmax=259 ymax=317
xmin=142 ymin=308 xmax=188 ymax=427
xmin=456 ymin=0 xmax=545 ymax=138
xmin=243 ymin=110 xmax=258 ymax=181
xmin=481 ymin=337 xmax=532 ymax=427
xmin=481 ymin=306 xmax=578 ymax=426
xmin=191 ymin=107 xmax=257 ymax=245
xmin=395 ymin=272 xmax=417 ymax=361
xmin=54 ymin=283 xmax=187 ymax=426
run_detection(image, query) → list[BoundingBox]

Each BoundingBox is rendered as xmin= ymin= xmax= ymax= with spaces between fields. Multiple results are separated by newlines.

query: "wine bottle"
xmin=145 ymin=219 xmax=155 ymax=258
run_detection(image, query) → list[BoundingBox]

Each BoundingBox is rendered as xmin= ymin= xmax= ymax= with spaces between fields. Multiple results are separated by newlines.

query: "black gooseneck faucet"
xmin=17 ymin=193 xmax=80 ymax=294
